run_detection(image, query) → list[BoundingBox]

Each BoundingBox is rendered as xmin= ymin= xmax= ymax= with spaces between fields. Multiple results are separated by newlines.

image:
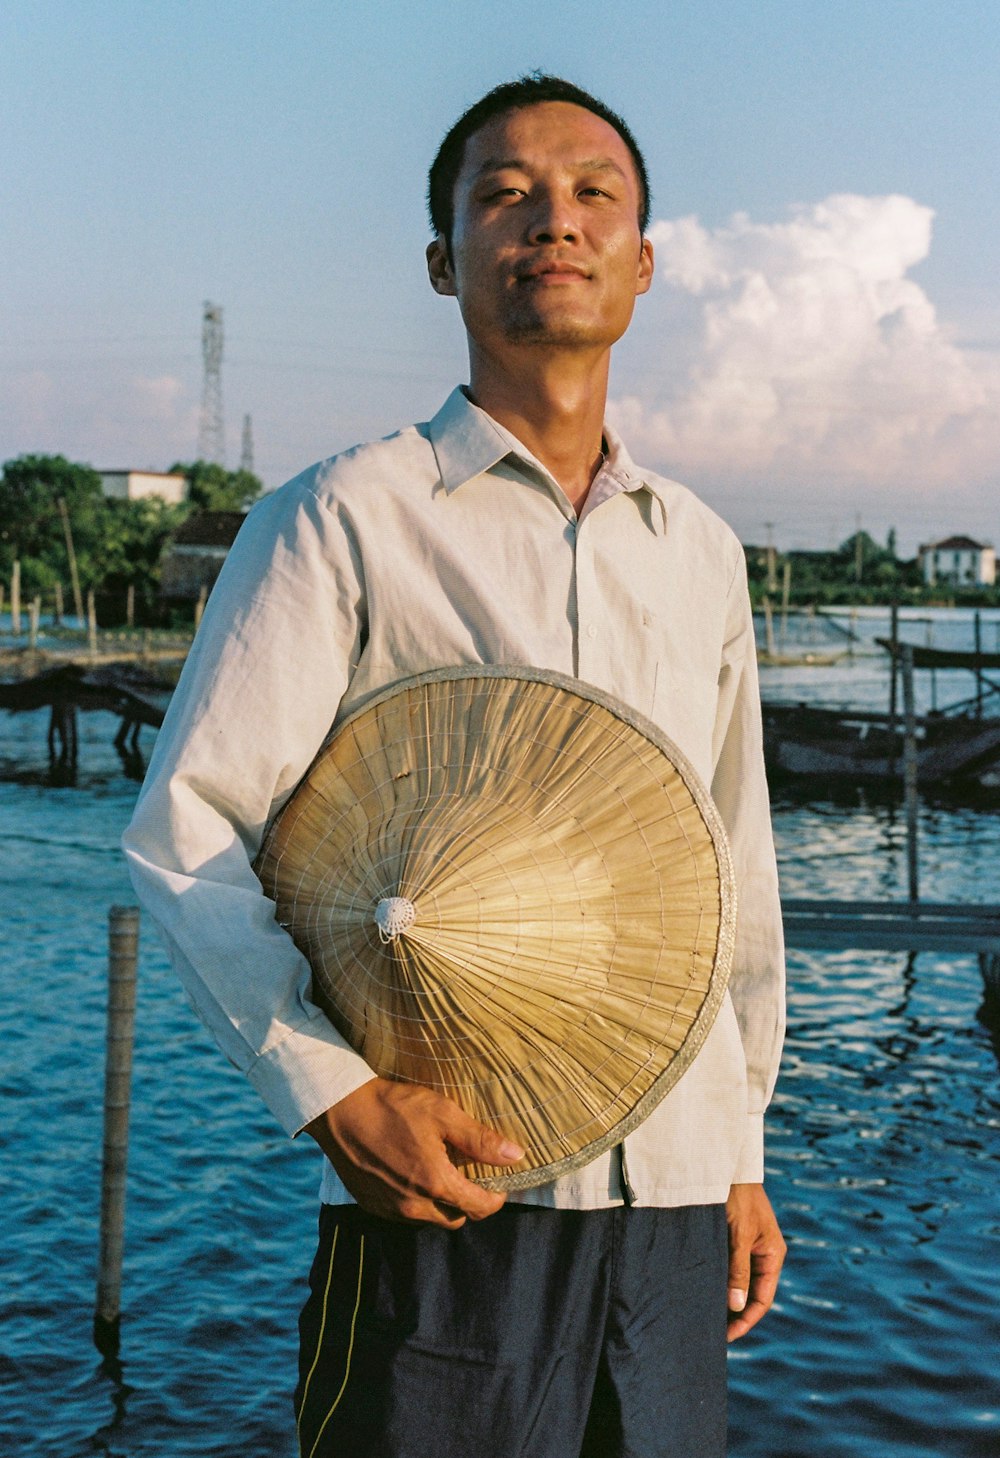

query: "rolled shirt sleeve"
xmin=123 ymin=479 xmax=378 ymax=1134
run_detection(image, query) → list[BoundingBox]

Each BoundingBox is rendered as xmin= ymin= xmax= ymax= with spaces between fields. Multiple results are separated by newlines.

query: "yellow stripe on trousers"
xmin=300 ymin=1231 xmax=366 ymax=1458
xmin=296 ymin=1224 xmax=339 ymax=1441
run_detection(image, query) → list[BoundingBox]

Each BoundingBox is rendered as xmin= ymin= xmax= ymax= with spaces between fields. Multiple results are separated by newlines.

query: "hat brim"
xmin=254 ymin=666 xmax=736 ymax=1191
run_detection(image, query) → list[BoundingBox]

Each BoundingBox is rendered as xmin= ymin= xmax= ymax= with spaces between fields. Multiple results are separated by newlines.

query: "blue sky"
xmin=2 ymin=0 xmax=998 ymax=552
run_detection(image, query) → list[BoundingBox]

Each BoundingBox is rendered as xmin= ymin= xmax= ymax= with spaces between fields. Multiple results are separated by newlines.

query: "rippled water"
xmin=1 ymin=636 xmax=999 ymax=1456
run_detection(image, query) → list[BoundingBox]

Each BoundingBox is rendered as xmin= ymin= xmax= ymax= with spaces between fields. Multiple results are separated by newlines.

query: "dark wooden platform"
xmin=782 ymin=899 xmax=1000 ymax=954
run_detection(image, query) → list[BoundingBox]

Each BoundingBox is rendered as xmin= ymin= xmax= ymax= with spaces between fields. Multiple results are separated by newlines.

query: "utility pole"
xmin=240 ymin=413 xmax=254 ymax=474
xmin=198 ymin=301 xmax=225 ymax=465
xmin=764 ymin=521 xmax=777 ymax=594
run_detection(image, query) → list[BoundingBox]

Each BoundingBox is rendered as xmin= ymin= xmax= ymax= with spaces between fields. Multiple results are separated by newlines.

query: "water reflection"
xmin=114 ymin=739 xmax=148 ymax=783
xmin=1 ymin=647 xmax=998 ymax=1457
xmin=88 ymin=1350 xmax=135 ymax=1456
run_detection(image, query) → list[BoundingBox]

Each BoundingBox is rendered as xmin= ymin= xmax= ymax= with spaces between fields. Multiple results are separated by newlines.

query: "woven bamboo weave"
xmin=254 ymin=666 xmax=736 ymax=1191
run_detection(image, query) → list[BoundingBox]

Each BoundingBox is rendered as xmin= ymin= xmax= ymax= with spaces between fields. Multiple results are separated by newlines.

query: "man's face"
xmin=427 ymin=101 xmax=654 ymax=358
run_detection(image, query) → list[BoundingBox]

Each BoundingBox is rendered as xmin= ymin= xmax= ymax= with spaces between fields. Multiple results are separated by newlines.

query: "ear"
xmin=426 ymin=236 xmax=457 ymax=297
xmin=635 ymin=236 xmax=654 ymax=297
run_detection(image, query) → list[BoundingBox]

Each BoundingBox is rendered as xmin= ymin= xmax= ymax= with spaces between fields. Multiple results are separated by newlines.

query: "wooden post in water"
xmin=763 ymin=596 xmax=776 ymax=657
xmin=94 ymin=906 xmax=140 ymax=1357
xmin=126 ymin=583 xmax=135 ymax=630
xmin=11 ymin=559 xmax=21 ymax=636
xmin=887 ymin=601 xmax=899 ymax=778
xmin=974 ymin=610 xmax=983 ymax=719
xmin=779 ymin=560 xmax=791 ymax=650
xmin=902 ymin=644 xmax=919 ymax=904
xmin=925 ymin=619 xmax=938 ymax=712
xmin=87 ymin=591 xmax=98 ymax=659
xmin=58 ymin=497 xmax=86 ymax=626
xmin=54 ymin=580 xmax=64 ymax=625
xmin=29 ymin=596 xmax=40 ymax=651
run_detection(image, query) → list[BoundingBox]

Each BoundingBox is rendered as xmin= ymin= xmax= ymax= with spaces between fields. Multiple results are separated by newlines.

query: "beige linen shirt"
xmin=124 ymin=386 xmax=784 ymax=1209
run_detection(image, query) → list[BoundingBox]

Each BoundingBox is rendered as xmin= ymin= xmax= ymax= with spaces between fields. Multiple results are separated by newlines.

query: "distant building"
xmin=100 ymin=469 xmax=188 ymax=505
xmin=919 ymin=536 xmax=996 ymax=588
xmin=159 ymin=510 xmax=246 ymax=602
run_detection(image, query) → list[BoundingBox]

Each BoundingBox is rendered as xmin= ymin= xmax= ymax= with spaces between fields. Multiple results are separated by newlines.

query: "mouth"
xmin=516 ymin=260 xmax=590 ymax=284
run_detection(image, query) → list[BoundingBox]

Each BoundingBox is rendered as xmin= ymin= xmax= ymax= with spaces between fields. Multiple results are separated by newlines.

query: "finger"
xmin=727 ymin=1241 xmax=751 ymax=1315
xmin=430 ymin=1157 xmax=509 ymax=1221
xmin=442 ymin=1108 xmax=525 ymax=1168
xmin=727 ymin=1276 xmax=749 ymax=1313
xmin=726 ymin=1271 xmax=779 ymax=1340
xmin=395 ymin=1191 xmax=470 ymax=1229
xmin=727 ymin=1254 xmax=783 ymax=1341
xmin=726 ymin=1295 xmax=770 ymax=1342
xmin=354 ymin=1138 xmax=506 ymax=1224
xmin=355 ymin=1176 xmax=472 ymax=1230
xmin=386 ymin=1200 xmax=468 ymax=1230
xmin=745 ymin=1255 xmax=782 ymax=1314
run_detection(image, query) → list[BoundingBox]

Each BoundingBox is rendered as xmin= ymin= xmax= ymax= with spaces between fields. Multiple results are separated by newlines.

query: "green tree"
xmin=0 ymin=454 xmax=197 ymax=619
xmin=98 ymin=496 xmax=191 ymax=610
xmin=0 ymin=454 xmax=106 ymax=594
xmin=838 ymin=529 xmax=882 ymax=568
xmin=170 ymin=460 xmax=263 ymax=512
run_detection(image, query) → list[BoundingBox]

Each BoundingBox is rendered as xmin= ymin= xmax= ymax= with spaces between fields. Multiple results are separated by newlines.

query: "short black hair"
xmin=428 ymin=73 xmax=651 ymax=244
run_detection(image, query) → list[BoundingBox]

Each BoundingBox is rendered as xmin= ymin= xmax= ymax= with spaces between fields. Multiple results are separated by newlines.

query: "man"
xmin=125 ymin=74 xmax=785 ymax=1457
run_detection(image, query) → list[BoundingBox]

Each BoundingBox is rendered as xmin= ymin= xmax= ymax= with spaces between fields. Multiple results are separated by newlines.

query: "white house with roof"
xmin=919 ymin=535 xmax=996 ymax=588
xmin=100 ymin=469 xmax=187 ymax=505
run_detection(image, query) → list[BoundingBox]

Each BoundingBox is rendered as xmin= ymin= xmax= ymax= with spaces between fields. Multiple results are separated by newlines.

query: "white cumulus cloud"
xmin=611 ymin=194 xmax=1000 ymax=503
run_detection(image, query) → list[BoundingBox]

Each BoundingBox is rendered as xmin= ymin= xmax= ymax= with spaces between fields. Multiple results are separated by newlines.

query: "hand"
xmin=725 ymin=1182 xmax=786 ymax=1342
xmin=304 ymin=1078 xmax=525 ymax=1229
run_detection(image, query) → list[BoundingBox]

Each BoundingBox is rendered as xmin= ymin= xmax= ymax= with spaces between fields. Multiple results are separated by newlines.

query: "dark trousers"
xmin=295 ymin=1201 xmax=728 ymax=1458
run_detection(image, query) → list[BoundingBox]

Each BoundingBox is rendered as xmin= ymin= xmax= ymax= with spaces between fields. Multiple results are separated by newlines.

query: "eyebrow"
xmin=472 ymin=156 xmax=629 ymax=180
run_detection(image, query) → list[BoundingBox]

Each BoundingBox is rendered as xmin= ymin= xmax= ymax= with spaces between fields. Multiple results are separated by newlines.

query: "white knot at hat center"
xmin=375 ymin=895 xmax=417 ymax=943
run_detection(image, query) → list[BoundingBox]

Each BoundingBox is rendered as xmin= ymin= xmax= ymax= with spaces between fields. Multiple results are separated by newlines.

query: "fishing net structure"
xmin=254 ymin=666 xmax=736 ymax=1190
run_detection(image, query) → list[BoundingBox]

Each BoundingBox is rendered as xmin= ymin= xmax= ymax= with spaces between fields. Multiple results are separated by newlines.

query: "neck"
xmin=467 ymin=347 xmax=610 ymax=514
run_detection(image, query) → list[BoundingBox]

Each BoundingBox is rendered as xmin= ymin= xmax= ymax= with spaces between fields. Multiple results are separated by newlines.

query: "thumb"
xmin=728 ymin=1251 xmax=750 ymax=1312
xmin=442 ymin=1108 xmax=525 ymax=1168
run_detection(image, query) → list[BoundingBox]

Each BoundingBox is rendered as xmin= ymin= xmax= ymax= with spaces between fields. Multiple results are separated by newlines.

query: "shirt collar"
xmin=428 ymin=386 xmax=669 ymax=534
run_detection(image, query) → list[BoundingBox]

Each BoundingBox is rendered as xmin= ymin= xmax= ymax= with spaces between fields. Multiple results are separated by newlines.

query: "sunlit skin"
xmin=308 ymin=99 xmax=785 ymax=1342
xmin=427 ymin=101 xmax=653 ymax=512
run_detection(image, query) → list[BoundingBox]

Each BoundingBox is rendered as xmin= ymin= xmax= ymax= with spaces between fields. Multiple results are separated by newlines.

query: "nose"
xmin=525 ymin=189 xmax=579 ymax=245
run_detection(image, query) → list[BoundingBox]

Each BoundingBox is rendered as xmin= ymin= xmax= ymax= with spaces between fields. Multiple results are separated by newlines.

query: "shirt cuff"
xmin=731 ymin=1110 xmax=765 ymax=1184
xmin=246 ymin=1012 xmax=377 ymax=1136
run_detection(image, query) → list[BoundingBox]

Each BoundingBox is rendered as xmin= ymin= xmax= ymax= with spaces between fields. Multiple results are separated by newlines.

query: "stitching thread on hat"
xmin=253 ymin=666 xmax=736 ymax=1193
xmin=375 ymin=896 xmax=417 ymax=942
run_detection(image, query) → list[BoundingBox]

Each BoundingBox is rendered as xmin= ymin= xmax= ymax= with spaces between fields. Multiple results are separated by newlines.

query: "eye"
xmin=580 ymin=187 xmax=612 ymax=199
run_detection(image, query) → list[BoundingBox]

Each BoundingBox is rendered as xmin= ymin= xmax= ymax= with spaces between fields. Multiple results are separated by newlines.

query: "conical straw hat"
xmin=254 ymin=666 xmax=736 ymax=1191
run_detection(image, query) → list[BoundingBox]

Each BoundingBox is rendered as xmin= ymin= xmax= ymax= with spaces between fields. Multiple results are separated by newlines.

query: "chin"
xmin=504 ymin=318 xmax=613 ymax=348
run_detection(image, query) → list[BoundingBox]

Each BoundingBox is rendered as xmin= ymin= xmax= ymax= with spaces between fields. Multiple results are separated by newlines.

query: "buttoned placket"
xmin=486 ymin=453 xmax=654 ymax=1207
xmin=576 ymin=470 xmax=655 ymax=1207
xmin=573 ymin=504 xmax=603 ymax=684
xmin=493 ymin=449 xmax=651 ymax=684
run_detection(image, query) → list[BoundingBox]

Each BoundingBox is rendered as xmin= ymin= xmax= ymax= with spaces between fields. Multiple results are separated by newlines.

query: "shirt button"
xmin=586 ymin=624 xmax=598 ymax=639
